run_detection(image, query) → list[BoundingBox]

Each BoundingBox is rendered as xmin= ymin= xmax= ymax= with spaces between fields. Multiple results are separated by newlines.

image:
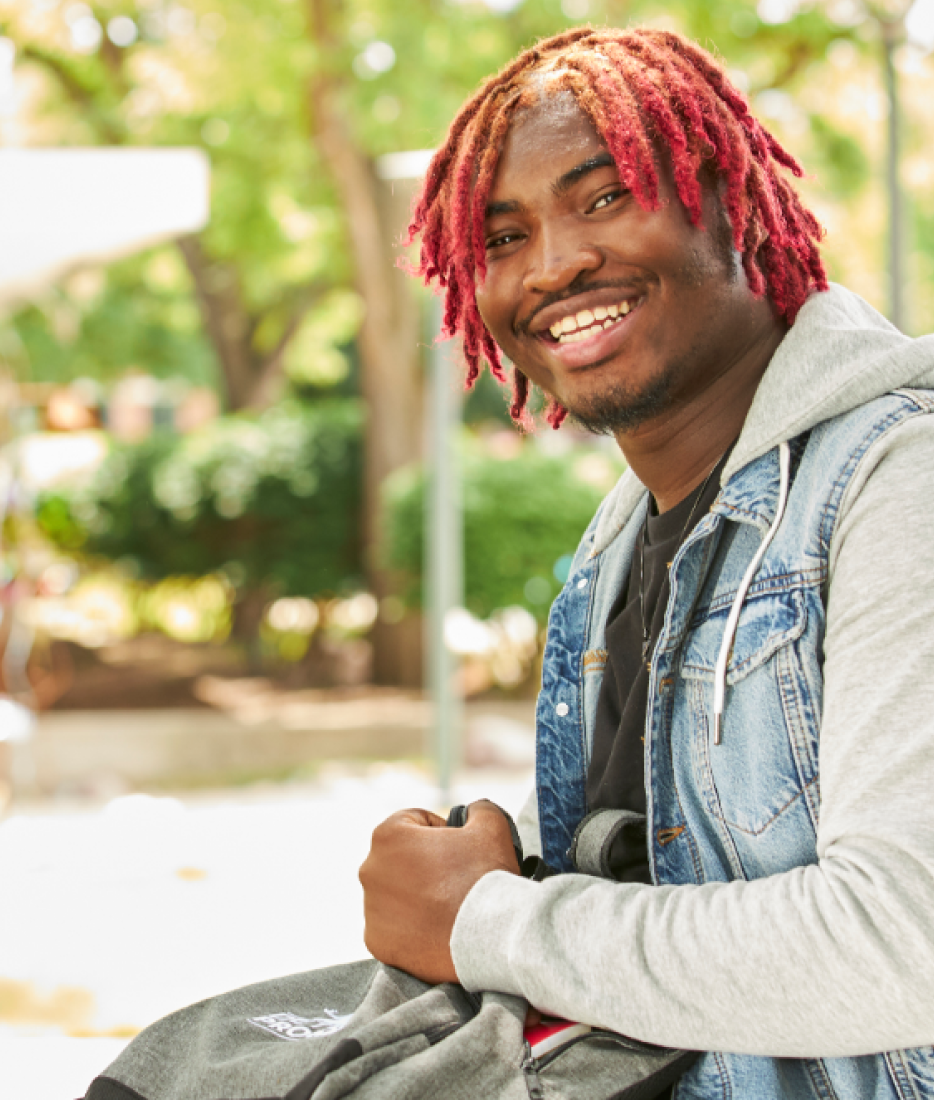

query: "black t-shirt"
xmin=585 ymin=455 xmax=728 ymax=883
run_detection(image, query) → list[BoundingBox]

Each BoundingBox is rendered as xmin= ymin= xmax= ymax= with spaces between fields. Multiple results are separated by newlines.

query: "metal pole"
xmin=882 ymin=18 xmax=906 ymax=332
xmin=426 ymin=299 xmax=463 ymax=805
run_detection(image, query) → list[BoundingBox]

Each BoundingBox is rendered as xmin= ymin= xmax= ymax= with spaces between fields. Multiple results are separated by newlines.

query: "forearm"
xmin=452 ymin=840 xmax=934 ymax=1056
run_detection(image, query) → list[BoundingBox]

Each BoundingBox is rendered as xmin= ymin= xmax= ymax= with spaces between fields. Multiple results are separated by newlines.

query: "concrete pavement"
xmin=1 ymin=760 xmax=534 ymax=1099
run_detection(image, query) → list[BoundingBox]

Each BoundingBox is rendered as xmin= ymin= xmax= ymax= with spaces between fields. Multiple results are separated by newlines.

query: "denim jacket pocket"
xmin=676 ymin=586 xmax=822 ymax=858
xmin=679 ymin=585 xmax=807 ymax=686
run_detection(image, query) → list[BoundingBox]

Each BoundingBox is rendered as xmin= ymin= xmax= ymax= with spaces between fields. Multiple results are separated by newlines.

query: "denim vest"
xmin=535 ymin=389 xmax=934 ymax=1100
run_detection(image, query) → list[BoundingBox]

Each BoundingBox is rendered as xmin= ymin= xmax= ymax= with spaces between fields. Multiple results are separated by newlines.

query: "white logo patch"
xmin=248 ymin=1009 xmax=352 ymax=1042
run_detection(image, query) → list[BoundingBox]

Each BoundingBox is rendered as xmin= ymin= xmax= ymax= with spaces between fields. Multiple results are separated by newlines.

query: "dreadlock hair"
xmin=406 ymin=26 xmax=828 ymax=429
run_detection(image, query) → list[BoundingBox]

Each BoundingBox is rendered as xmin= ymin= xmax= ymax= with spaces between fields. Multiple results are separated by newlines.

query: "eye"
xmin=485 ymin=230 xmax=524 ymax=251
xmin=591 ymin=188 xmax=624 ymax=213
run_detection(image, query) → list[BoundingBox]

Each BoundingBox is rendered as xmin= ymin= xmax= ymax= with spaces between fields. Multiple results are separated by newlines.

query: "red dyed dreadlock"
xmin=406 ymin=26 xmax=828 ymax=428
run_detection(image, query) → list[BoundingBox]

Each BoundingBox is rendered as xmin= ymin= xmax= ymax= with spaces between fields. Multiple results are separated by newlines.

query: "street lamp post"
xmin=869 ymin=0 xmax=915 ymax=332
xmin=376 ymin=151 xmax=463 ymax=806
xmin=880 ymin=14 xmax=907 ymax=331
xmin=426 ymin=303 xmax=463 ymax=806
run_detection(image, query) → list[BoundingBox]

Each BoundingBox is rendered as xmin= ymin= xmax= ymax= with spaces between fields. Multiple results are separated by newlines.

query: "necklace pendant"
xmin=641 ymin=631 xmax=651 ymax=663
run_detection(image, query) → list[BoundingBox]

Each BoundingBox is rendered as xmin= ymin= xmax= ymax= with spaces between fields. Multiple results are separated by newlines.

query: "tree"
xmin=3 ymin=0 xmax=932 ymax=683
xmin=1 ymin=0 xmax=342 ymax=408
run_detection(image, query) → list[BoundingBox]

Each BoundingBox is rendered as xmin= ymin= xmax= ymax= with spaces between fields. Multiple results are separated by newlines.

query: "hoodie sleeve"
xmin=451 ymin=415 xmax=934 ymax=1058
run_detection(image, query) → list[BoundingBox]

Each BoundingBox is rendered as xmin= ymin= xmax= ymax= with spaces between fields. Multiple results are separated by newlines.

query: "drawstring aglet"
xmin=713 ymin=712 xmax=722 ymax=746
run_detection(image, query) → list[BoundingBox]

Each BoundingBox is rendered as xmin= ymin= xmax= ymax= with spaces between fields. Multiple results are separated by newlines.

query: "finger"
xmin=404 ymin=808 xmax=447 ymax=828
xmin=383 ymin=807 xmax=448 ymax=829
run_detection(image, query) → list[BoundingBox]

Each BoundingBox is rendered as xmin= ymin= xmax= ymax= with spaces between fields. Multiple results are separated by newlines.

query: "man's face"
xmin=474 ymin=94 xmax=769 ymax=436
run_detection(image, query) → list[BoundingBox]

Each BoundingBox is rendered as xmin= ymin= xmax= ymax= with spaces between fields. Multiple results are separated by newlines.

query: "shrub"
xmin=384 ymin=444 xmax=619 ymax=622
xmin=36 ymin=399 xmax=364 ymax=599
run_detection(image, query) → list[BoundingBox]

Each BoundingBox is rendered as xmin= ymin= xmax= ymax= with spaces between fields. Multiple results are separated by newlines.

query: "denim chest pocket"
xmin=677 ymin=586 xmax=823 ymax=845
xmin=680 ymin=585 xmax=807 ymax=684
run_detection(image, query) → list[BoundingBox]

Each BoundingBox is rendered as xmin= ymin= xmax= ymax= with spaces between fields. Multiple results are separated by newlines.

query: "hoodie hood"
xmin=592 ymin=283 xmax=934 ymax=555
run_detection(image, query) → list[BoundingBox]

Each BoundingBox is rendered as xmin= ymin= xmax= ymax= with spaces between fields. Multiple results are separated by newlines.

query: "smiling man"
xmin=359 ymin=25 xmax=934 ymax=1100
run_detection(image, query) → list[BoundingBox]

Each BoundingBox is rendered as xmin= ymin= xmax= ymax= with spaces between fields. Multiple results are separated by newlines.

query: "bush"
xmin=37 ymin=399 xmax=363 ymax=599
xmin=384 ymin=444 xmax=619 ymax=622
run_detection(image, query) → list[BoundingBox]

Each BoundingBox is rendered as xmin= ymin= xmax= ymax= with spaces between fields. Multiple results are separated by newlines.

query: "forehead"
xmin=488 ymin=93 xmax=607 ymax=198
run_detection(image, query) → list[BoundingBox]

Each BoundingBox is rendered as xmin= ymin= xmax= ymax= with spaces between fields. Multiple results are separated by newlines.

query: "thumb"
xmin=463 ymin=799 xmax=509 ymax=829
xmin=464 ymin=800 xmax=521 ymax=872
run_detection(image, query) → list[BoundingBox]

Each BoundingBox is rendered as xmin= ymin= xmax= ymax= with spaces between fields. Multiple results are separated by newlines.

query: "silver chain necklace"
xmin=638 ymin=462 xmax=720 ymax=665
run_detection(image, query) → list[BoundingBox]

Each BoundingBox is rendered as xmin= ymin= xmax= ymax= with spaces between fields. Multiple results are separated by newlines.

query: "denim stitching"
xmin=689 ymin=568 xmax=824 ymax=623
xmin=582 ymin=649 xmax=607 ymax=671
xmin=884 ymin=1050 xmax=924 ymax=1100
xmin=578 ymin=559 xmax=599 ymax=774
xmin=776 ymin=634 xmax=822 ymax=832
xmin=681 ymin=589 xmax=809 ymax=682
xmin=653 ymin=648 xmax=706 ymax=885
xmin=804 ymin=1058 xmax=841 ymax=1100
xmin=691 ymin=678 xmax=748 ymax=879
xmin=714 ymin=777 xmax=819 ymax=837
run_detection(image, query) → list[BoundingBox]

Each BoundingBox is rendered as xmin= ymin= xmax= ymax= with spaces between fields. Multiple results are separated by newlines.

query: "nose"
xmin=522 ymin=225 xmax=602 ymax=295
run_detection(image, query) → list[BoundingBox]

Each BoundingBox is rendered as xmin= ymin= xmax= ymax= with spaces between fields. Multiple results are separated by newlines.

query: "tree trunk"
xmin=178 ymin=236 xmax=320 ymax=412
xmin=307 ymin=0 xmax=425 ymax=685
xmin=176 ymin=236 xmax=262 ymax=411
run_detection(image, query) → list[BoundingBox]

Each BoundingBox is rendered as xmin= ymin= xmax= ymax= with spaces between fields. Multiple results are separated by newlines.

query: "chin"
xmin=563 ymin=373 xmax=676 ymax=436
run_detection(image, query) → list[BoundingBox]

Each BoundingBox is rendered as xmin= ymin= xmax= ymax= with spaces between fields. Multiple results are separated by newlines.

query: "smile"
xmin=546 ymin=299 xmax=643 ymax=344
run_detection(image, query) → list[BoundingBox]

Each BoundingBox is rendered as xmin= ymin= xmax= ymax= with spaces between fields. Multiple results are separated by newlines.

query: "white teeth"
xmin=549 ymin=299 xmax=641 ymax=343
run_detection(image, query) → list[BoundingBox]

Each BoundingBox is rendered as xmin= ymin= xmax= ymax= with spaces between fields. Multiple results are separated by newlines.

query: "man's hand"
xmin=359 ymin=799 xmax=520 ymax=985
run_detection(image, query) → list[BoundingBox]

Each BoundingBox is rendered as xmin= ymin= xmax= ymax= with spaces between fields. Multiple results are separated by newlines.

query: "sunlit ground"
xmin=0 ymin=760 xmax=533 ymax=1100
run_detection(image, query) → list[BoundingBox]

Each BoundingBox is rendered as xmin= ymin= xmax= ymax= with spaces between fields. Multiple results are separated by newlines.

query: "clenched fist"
xmin=359 ymin=800 xmax=521 ymax=985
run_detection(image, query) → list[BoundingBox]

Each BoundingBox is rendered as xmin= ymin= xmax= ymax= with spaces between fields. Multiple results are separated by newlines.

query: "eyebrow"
xmin=484 ymin=151 xmax=617 ymax=219
xmin=485 ymin=199 xmax=523 ymax=218
xmin=551 ymin=151 xmax=616 ymax=197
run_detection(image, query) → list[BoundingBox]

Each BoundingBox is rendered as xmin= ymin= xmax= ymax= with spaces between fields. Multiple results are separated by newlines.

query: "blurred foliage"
xmin=35 ymin=399 xmax=363 ymax=597
xmin=384 ymin=443 xmax=620 ymax=622
xmin=2 ymin=0 xmax=934 ymax=663
xmin=25 ymin=569 xmax=232 ymax=646
xmin=139 ymin=574 xmax=232 ymax=642
xmin=807 ymin=113 xmax=871 ymax=199
xmin=3 ymin=0 xmax=934 ymax=404
xmin=7 ymin=253 xmax=216 ymax=386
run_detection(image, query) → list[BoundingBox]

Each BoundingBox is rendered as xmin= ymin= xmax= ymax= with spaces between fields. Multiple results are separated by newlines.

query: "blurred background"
xmin=0 ymin=0 xmax=931 ymax=1095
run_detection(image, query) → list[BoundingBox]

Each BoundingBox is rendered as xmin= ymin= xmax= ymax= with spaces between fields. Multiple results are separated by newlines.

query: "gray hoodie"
xmin=451 ymin=284 xmax=934 ymax=1058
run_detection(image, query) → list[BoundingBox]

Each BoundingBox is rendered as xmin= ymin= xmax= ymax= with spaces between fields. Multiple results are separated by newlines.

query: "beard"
xmin=563 ymin=361 xmax=679 ymax=436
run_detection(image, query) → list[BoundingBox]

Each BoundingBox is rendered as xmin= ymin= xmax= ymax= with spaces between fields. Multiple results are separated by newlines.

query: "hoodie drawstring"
xmin=712 ymin=441 xmax=791 ymax=746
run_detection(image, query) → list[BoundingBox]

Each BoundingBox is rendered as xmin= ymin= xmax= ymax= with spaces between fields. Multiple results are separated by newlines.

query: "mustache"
xmin=515 ymin=277 xmax=651 ymax=336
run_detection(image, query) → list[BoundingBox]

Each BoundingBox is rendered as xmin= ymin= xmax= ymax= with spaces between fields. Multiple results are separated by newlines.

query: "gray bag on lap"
xmin=84 ymin=958 xmax=694 ymax=1100
xmin=84 ymin=806 xmax=695 ymax=1100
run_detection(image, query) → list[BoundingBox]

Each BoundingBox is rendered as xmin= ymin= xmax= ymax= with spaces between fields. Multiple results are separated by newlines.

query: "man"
xmin=359 ymin=26 xmax=934 ymax=1099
